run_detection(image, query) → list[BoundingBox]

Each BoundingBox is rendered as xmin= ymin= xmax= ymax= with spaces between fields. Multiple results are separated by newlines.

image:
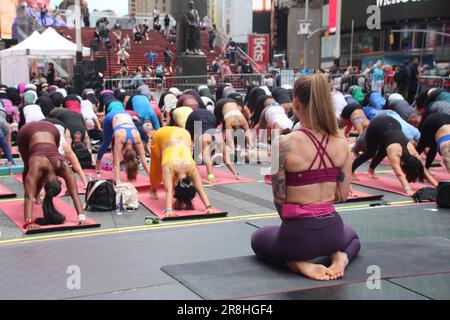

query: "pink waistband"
xmin=282 ymin=203 xmax=336 ymax=220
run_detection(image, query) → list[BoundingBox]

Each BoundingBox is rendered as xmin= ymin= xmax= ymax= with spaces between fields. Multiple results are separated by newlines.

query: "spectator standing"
xmin=82 ymin=4 xmax=90 ymax=27
xmin=227 ymin=38 xmax=237 ymax=66
xmin=163 ymin=48 xmax=172 ymax=68
xmin=394 ymin=60 xmax=411 ymax=100
xmin=209 ymin=24 xmax=217 ymax=52
xmin=99 ymin=20 xmax=110 ymax=50
xmin=145 ymin=51 xmax=158 ymax=66
xmin=221 ymin=59 xmax=233 ymax=83
xmin=153 ymin=6 xmax=160 ymax=21
xmin=46 ymin=63 xmax=55 ymax=85
xmin=40 ymin=5 xmax=48 ymax=25
xmin=129 ymin=13 xmax=137 ymax=29
xmin=408 ymin=57 xmax=419 ymax=104
xmin=112 ymin=24 xmax=122 ymax=50
xmin=372 ymin=61 xmax=384 ymax=94
xmin=143 ymin=19 xmax=150 ymax=41
xmin=164 ymin=15 xmax=171 ymax=38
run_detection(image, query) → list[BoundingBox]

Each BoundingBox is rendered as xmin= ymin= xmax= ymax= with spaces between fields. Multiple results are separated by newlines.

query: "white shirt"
xmin=23 ymin=104 xmax=45 ymax=124
xmin=81 ymin=100 xmax=97 ymax=121
xmin=332 ymin=91 xmax=347 ymax=119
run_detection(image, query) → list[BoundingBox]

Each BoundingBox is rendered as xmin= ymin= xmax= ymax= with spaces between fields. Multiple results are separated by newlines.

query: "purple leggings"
xmin=251 ymin=212 xmax=361 ymax=266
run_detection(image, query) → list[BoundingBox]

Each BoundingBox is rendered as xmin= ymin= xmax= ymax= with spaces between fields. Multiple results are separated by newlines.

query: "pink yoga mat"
xmin=352 ymin=173 xmax=429 ymax=196
xmin=0 ymin=184 xmax=16 ymax=199
xmin=197 ymin=165 xmax=255 ymax=185
xmin=138 ymin=191 xmax=227 ymax=221
xmin=0 ymin=199 xmax=100 ymax=235
xmin=15 ymin=175 xmax=86 ymax=195
xmin=385 ymin=170 xmax=450 ymax=183
xmin=84 ymin=169 xmax=151 ymax=189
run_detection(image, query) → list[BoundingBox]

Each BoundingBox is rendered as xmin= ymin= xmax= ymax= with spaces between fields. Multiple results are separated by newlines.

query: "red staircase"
xmin=55 ymin=27 xmax=222 ymax=78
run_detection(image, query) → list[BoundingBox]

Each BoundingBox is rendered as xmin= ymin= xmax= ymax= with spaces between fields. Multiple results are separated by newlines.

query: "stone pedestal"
xmin=176 ymin=53 xmax=207 ymax=77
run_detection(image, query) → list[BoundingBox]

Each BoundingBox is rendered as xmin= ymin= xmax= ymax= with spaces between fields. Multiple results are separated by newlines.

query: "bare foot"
xmin=287 ymin=261 xmax=334 ymax=281
xmin=26 ymin=223 xmax=41 ymax=231
xmin=149 ymin=190 xmax=158 ymax=200
xmin=328 ymin=251 xmax=349 ymax=279
xmin=368 ymin=169 xmax=378 ymax=180
xmin=350 ymin=173 xmax=360 ymax=181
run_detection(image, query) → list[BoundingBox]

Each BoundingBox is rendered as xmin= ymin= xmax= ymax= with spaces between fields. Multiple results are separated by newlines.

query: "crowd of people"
xmin=1 ymin=55 xmax=449 ymax=280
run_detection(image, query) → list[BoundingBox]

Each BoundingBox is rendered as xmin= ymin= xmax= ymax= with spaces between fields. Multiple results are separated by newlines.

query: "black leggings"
xmin=352 ymin=116 xmax=405 ymax=172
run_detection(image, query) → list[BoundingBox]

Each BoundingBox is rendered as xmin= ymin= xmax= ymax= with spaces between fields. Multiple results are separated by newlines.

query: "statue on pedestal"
xmin=184 ymin=0 xmax=204 ymax=55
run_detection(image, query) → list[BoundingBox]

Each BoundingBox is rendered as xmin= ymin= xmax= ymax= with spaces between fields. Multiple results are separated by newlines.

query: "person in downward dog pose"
xmin=18 ymin=121 xmax=88 ymax=231
xmin=185 ymin=109 xmax=238 ymax=182
xmin=149 ymin=126 xmax=213 ymax=218
xmin=96 ymin=110 xmax=150 ymax=183
xmin=415 ymin=112 xmax=450 ymax=173
xmin=352 ymin=116 xmax=438 ymax=195
xmin=252 ymin=74 xmax=360 ymax=281
xmin=340 ymin=103 xmax=370 ymax=137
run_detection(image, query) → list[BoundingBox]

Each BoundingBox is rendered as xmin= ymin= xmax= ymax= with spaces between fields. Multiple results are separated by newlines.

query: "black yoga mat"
xmin=162 ymin=237 xmax=450 ymax=300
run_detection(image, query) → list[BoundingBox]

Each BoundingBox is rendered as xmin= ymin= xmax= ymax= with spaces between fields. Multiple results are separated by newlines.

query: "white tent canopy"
xmin=0 ymin=28 xmax=90 ymax=86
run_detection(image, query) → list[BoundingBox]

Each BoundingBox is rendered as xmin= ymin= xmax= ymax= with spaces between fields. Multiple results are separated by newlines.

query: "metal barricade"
xmin=103 ymin=73 xmax=264 ymax=94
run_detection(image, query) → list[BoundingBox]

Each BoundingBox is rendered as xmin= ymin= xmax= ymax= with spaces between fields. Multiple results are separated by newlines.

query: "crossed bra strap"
xmin=285 ymin=128 xmax=340 ymax=187
xmin=114 ymin=123 xmax=136 ymax=144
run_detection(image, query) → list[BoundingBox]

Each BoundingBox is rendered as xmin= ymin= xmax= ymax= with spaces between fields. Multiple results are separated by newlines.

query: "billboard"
xmin=328 ymin=0 xmax=337 ymax=34
xmin=248 ymin=34 xmax=270 ymax=72
xmin=342 ymin=0 xmax=450 ymax=30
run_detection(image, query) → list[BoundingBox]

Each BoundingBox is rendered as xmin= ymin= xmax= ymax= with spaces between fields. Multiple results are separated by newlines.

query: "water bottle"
xmin=115 ymin=192 xmax=123 ymax=216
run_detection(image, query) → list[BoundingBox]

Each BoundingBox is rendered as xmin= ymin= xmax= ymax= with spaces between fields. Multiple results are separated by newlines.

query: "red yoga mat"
xmin=138 ymin=191 xmax=227 ymax=221
xmin=264 ymin=175 xmax=383 ymax=202
xmin=385 ymin=170 xmax=450 ymax=183
xmin=0 ymin=199 xmax=100 ymax=235
xmin=197 ymin=165 xmax=256 ymax=185
xmin=351 ymin=173 xmax=429 ymax=196
xmin=15 ymin=175 xmax=86 ymax=195
xmin=0 ymin=184 xmax=17 ymax=199
xmin=84 ymin=169 xmax=151 ymax=189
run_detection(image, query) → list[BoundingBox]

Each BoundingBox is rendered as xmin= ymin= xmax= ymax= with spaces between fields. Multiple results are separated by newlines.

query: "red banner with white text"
xmin=248 ymin=34 xmax=270 ymax=73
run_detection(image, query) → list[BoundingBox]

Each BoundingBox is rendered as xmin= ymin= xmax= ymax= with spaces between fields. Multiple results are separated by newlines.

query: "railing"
xmin=418 ymin=76 xmax=450 ymax=92
xmin=203 ymin=16 xmax=262 ymax=75
xmin=54 ymin=8 xmax=175 ymax=30
xmin=103 ymin=73 xmax=264 ymax=93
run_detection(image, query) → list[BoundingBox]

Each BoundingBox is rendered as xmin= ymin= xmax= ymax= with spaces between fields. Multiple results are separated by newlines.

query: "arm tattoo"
xmin=271 ymin=136 xmax=292 ymax=216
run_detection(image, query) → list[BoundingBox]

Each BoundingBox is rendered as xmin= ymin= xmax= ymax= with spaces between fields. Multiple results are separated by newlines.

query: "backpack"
xmin=74 ymin=146 xmax=94 ymax=169
xmin=115 ymin=183 xmax=139 ymax=211
xmin=85 ymin=179 xmax=116 ymax=211
xmin=437 ymin=182 xmax=450 ymax=208
xmin=412 ymin=187 xmax=437 ymax=203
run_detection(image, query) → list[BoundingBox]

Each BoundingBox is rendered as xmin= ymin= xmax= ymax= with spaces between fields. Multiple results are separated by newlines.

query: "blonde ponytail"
xmin=294 ymin=73 xmax=339 ymax=136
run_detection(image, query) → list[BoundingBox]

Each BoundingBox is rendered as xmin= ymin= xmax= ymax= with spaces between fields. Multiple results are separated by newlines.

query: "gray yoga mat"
xmin=162 ymin=237 xmax=450 ymax=300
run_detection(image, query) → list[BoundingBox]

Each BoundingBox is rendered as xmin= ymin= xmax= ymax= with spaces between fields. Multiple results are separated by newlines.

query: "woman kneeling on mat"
xmin=18 ymin=121 xmax=88 ymax=231
xmin=251 ymin=74 xmax=360 ymax=281
xmin=149 ymin=126 xmax=213 ymax=218
xmin=352 ymin=116 xmax=438 ymax=196
xmin=416 ymin=112 xmax=450 ymax=173
xmin=96 ymin=109 xmax=150 ymax=183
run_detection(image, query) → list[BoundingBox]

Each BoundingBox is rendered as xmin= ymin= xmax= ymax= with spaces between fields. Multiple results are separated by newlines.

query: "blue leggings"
xmin=97 ymin=110 xmax=129 ymax=161
xmin=251 ymin=213 xmax=360 ymax=266
xmin=0 ymin=128 xmax=13 ymax=163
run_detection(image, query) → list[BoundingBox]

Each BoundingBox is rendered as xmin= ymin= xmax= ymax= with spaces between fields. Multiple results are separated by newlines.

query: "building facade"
xmin=213 ymin=0 xmax=253 ymax=43
xmin=129 ymin=0 xmax=171 ymax=15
